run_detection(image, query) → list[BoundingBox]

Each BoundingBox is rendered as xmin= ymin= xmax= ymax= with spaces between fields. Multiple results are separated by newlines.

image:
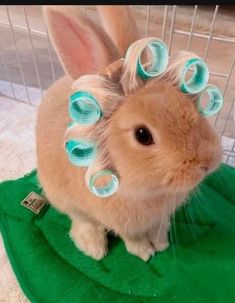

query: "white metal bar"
xmin=145 ymin=6 xmax=150 ymax=38
xmin=203 ymin=5 xmax=219 ymax=61
xmin=209 ymin=71 xmax=228 ymax=78
xmin=0 ymin=47 xmax=17 ymax=99
xmin=173 ymin=29 xmax=235 ymax=44
xmin=226 ymin=147 xmax=235 ymax=164
xmin=161 ymin=5 xmax=168 ymax=41
xmin=219 ymin=99 xmax=235 ymax=141
xmin=224 ymin=150 xmax=235 ymax=156
xmin=230 ymin=142 xmax=235 ymax=154
xmin=223 ymin=149 xmax=235 ymax=155
xmin=168 ymin=5 xmax=177 ymax=53
xmin=6 ymin=6 xmax=31 ymax=104
xmin=45 ymin=27 xmax=56 ymax=82
xmin=222 ymin=55 xmax=235 ymax=96
xmin=185 ymin=67 xmax=228 ymax=80
xmin=176 ymin=67 xmax=227 ymax=78
xmin=226 ymin=157 xmax=235 ymax=165
xmin=214 ymin=54 xmax=235 ymax=128
xmin=0 ymin=21 xmax=48 ymax=36
xmin=23 ymin=6 xmax=43 ymax=99
xmin=186 ymin=5 xmax=198 ymax=51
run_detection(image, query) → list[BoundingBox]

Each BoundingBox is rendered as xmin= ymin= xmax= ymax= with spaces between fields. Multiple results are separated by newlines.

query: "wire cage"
xmin=0 ymin=5 xmax=235 ymax=166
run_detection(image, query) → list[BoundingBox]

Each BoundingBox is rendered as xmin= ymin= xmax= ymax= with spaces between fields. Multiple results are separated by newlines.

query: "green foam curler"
xmin=180 ymin=58 xmax=209 ymax=94
xmin=69 ymin=91 xmax=102 ymax=125
xmin=197 ymin=85 xmax=223 ymax=117
xmin=89 ymin=170 xmax=119 ymax=198
xmin=65 ymin=139 xmax=97 ymax=167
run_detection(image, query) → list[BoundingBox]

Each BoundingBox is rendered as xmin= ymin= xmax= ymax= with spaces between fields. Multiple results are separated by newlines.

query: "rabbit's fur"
xmin=36 ymin=6 xmax=222 ymax=261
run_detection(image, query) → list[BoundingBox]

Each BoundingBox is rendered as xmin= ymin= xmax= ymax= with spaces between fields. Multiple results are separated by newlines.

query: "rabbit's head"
xmin=44 ymin=6 xmax=222 ymax=199
xmin=106 ymin=79 xmax=222 ymax=197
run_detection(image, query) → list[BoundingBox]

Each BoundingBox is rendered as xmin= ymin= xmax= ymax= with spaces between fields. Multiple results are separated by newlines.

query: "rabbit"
xmin=36 ymin=5 xmax=222 ymax=261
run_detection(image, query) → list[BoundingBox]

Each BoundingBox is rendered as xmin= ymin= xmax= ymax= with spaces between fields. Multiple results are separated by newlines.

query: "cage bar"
xmin=23 ymin=6 xmax=43 ymax=99
xmin=203 ymin=5 xmax=219 ymax=61
xmin=168 ymin=5 xmax=177 ymax=53
xmin=145 ymin=6 xmax=150 ymax=38
xmin=186 ymin=5 xmax=198 ymax=51
xmin=5 ymin=6 xmax=31 ymax=104
xmin=161 ymin=5 xmax=168 ymax=41
xmin=0 ymin=47 xmax=17 ymax=100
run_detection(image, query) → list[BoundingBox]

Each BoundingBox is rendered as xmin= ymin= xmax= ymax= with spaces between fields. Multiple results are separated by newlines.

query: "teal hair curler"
xmin=136 ymin=40 xmax=169 ymax=80
xmin=65 ymin=139 xmax=97 ymax=167
xmin=125 ymin=39 xmax=169 ymax=80
xmin=88 ymin=169 xmax=119 ymax=198
xmin=197 ymin=85 xmax=223 ymax=117
xmin=180 ymin=58 xmax=209 ymax=94
xmin=69 ymin=91 xmax=102 ymax=125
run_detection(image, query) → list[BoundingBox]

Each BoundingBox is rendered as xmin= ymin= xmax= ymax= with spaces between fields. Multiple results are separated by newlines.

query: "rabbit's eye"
xmin=135 ymin=127 xmax=154 ymax=146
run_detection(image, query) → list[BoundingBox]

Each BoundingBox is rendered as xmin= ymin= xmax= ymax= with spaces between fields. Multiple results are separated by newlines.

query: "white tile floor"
xmin=0 ymin=95 xmax=37 ymax=182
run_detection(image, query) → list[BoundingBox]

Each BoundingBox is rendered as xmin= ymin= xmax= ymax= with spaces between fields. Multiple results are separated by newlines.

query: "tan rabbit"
xmin=36 ymin=5 xmax=222 ymax=261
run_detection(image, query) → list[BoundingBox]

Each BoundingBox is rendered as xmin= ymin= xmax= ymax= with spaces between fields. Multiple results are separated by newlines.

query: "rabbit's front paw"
xmin=150 ymin=236 xmax=169 ymax=252
xmin=147 ymin=224 xmax=170 ymax=252
xmin=70 ymin=220 xmax=107 ymax=260
xmin=124 ymin=237 xmax=155 ymax=261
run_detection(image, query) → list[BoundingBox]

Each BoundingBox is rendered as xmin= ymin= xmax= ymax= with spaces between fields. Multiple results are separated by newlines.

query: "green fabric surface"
xmin=0 ymin=164 xmax=235 ymax=303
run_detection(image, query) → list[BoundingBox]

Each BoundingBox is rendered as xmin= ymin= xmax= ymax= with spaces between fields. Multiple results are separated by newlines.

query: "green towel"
xmin=0 ymin=164 xmax=235 ymax=303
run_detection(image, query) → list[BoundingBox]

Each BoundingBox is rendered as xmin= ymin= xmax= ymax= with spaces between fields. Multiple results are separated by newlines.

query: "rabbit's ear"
xmin=43 ymin=6 xmax=120 ymax=79
xmin=97 ymin=6 xmax=139 ymax=57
